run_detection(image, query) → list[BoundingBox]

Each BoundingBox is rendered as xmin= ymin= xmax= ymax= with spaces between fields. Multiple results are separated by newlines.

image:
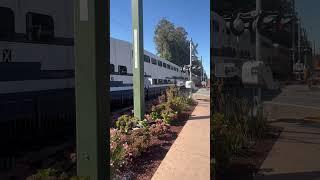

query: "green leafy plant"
xmin=150 ymin=111 xmax=161 ymax=120
xmin=115 ymin=115 xmax=137 ymax=133
xmin=137 ymin=119 xmax=149 ymax=129
xmin=161 ymin=111 xmax=172 ymax=125
xmin=39 ymin=168 xmax=58 ymax=176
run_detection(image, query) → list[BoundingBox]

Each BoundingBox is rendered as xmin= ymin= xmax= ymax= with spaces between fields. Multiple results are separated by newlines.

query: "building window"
xmin=26 ymin=12 xmax=54 ymax=41
xmin=0 ymin=7 xmax=15 ymax=39
xmin=151 ymin=58 xmax=157 ymax=65
xmin=118 ymin=65 xmax=127 ymax=75
xmin=144 ymin=55 xmax=150 ymax=63
xmin=163 ymin=62 xmax=167 ymax=68
xmin=110 ymin=64 xmax=115 ymax=73
xmin=158 ymin=60 xmax=162 ymax=67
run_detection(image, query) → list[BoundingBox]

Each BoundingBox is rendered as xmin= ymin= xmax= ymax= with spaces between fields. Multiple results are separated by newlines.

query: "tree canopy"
xmin=154 ymin=18 xmax=206 ymax=78
xmin=154 ymin=18 xmax=190 ymax=66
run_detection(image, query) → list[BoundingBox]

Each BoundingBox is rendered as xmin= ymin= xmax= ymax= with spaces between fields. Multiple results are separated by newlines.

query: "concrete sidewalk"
xmin=254 ymin=100 xmax=320 ymax=180
xmin=151 ymin=92 xmax=210 ymax=180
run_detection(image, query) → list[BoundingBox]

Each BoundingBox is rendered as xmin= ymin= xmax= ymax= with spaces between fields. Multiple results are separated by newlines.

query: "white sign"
xmin=185 ymin=81 xmax=194 ymax=89
xmin=134 ymin=29 xmax=138 ymax=69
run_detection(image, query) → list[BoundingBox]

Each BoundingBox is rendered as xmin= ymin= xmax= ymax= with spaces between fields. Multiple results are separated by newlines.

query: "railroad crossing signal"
xmin=74 ymin=0 xmax=108 ymax=179
xmin=132 ymin=0 xmax=145 ymax=120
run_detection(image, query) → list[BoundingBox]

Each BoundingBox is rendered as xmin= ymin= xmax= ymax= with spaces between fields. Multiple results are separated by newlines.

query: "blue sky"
xmin=110 ymin=0 xmax=210 ymax=75
xmin=296 ymin=0 xmax=320 ymax=54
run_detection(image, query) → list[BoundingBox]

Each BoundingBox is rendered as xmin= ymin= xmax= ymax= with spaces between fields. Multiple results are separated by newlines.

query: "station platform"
xmin=151 ymin=89 xmax=210 ymax=180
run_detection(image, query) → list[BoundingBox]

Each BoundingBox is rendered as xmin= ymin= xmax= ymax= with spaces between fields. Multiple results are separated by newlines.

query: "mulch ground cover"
xmin=118 ymin=104 xmax=197 ymax=180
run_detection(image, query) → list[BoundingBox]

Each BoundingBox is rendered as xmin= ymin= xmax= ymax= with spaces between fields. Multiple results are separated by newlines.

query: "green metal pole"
xmin=132 ymin=0 xmax=145 ymax=120
xmin=74 ymin=0 xmax=108 ymax=179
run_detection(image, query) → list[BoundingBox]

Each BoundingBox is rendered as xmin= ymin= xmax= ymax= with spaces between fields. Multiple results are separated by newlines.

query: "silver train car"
xmin=110 ymin=38 xmax=189 ymax=108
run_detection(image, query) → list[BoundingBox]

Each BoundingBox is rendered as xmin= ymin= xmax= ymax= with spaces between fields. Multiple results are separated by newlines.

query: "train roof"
xmin=110 ymin=37 xmax=183 ymax=68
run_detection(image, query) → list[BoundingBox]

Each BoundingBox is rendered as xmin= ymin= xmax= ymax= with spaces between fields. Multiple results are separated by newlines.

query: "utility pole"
xmin=298 ymin=18 xmax=301 ymax=63
xmin=201 ymin=56 xmax=203 ymax=82
xmin=189 ymin=38 xmax=192 ymax=81
xmin=132 ymin=0 xmax=145 ymax=120
xmin=74 ymin=0 xmax=108 ymax=179
xmin=303 ymin=28 xmax=307 ymax=66
xmin=292 ymin=0 xmax=296 ymax=73
xmin=256 ymin=0 xmax=261 ymax=63
xmin=255 ymin=0 xmax=262 ymax=115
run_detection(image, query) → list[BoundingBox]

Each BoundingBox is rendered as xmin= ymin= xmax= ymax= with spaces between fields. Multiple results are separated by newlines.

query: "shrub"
xmin=150 ymin=111 xmax=161 ymax=120
xmin=152 ymin=103 xmax=166 ymax=114
xmin=161 ymin=111 xmax=172 ymax=125
xmin=136 ymin=119 xmax=148 ymax=129
xmin=149 ymin=120 xmax=170 ymax=138
xmin=167 ymin=96 xmax=187 ymax=114
xmin=125 ymin=128 xmax=151 ymax=158
xmin=110 ymin=128 xmax=151 ymax=177
xmin=158 ymin=93 xmax=166 ymax=104
xmin=166 ymin=86 xmax=179 ymax=100
xmin=26 ymin=168 xmax=64 ymax=180
xmin=115 ymin=115 xmax=138 ymax=133
xmin=186 ymin=97 xmax=195 ymax=106
xmin=211 ymin=96 xmax=268 ymax=173
xmin=110 ymin=129 xmax=127 ymax=176
xmin=211 ymin=113 xmax=230 ymax=172
xmin=247 ymin=108 xmax=267 ymax=139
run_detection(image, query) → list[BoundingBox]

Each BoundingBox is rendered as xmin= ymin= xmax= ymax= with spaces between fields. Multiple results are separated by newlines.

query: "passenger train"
xmin=110 ymin=38 xmax=189 ymax=107
xmin=0 ymin=0 xmax=188 ymax=139
xmin=212 ymin=11 xmax=291 ymax=83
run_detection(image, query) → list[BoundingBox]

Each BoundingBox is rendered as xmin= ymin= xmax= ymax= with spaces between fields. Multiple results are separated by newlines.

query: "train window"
xmin=163 ymin=63 xmax=167 ymax=68
xmin=110 ymin=64 xmax=115 ymax=73
xmin=167 ymin=64 xmax=171 ymax=69
xmin=144 ymin=55 xmax=150 ymax=63
xmin=171 ymin=66 xmax=174 ymax=70
xmin=158 ymin=79 xmax=163 ymax=84
xmin=0 ymin=7 xmax=15 ymax=39
xmin=153 ymin=79 xmax=158 ymax=84
xmin=151 ymin=58 xmax=157 ymax=65
xmin=26 ymin=12 xmax=54 ymax=41
xmin=158 ymin=60 xmax=162 ymax=67
xmin=118 ymin=65 xmax=127 ymax=75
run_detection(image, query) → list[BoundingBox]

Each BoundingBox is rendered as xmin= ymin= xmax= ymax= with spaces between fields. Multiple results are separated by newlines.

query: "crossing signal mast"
xmin=219 ymin=0 xmax=296 ymax=116
xmin=184 ymin=38 xmax=200 ymax=89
